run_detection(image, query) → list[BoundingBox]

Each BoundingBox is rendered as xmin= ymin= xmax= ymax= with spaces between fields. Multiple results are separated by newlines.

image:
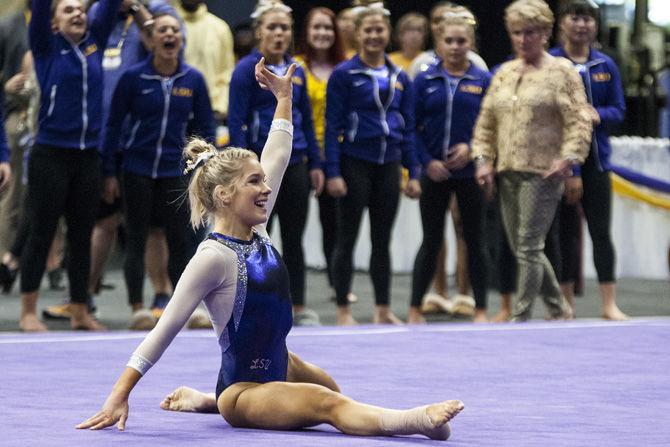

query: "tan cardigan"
xmin=471 ymin=56 xmax=592 ymax=174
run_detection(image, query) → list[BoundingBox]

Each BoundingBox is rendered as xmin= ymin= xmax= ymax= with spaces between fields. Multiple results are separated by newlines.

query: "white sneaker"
xmin=293 ymin=309 xmax=321 ymax=326
xmin=421 ymin=293 xmax=454 ymax=314
xmin=187 ymin=308 xmax=213 ymax=329
xmin=451 ymin=294 xmax=476 ymax=316
xmin=129 ymin=309 xmax=156 ymax=330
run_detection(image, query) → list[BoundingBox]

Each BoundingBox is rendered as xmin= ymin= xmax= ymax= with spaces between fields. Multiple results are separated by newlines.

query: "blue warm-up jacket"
xmin=30 ymin=0 xmax=121 ymax=150
xmin=549 ymin=46 xmax=625 ymax=172
xmin=228 ymin=48 xmax=321 ymax=169
xmin=414 ymin=60 xmax=491 ymax=179
xmin=0 ymin=98 xmax=9 ymax=162
xmin=103 ymin=58 xmax=215 ymax=178
xmin=324 ymin=54 xmax=420 ymax=179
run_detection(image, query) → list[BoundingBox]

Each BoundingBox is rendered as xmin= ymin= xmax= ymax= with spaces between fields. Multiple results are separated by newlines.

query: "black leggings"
xmin=318 ymin=190 xmax=339 ymax=287
xmin=332 ymin=156 xmax=400 ymax=306
xmin=559 ymin=153 xmax=615 ymax=283
xmin=411 ymin=176 xmax=488 ymax=309
xmin=122 ymin=173 xmax=191 ymax=306
xmin=267 ymin=162 xmax=310 ymax=307
xmin=19 ymin=145 xmax=100 ymax=303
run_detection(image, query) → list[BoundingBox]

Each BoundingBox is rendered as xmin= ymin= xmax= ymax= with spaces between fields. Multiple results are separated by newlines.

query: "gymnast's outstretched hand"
xmin=76 ymin=392 xmax=129 ymax=431
xmin=255 ymin=56 xmax=296 ymax=100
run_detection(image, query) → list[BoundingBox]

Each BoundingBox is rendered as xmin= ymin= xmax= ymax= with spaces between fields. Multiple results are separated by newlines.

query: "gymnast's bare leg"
xmin=160 ymin=352 xmax=463 ymax=440
xmin=160 ymin=351 xmax=339 ymax=413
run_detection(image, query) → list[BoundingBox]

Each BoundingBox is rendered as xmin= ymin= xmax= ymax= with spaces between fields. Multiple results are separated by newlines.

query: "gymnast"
xmin=77 ymin=58 xmax=464 ymax=440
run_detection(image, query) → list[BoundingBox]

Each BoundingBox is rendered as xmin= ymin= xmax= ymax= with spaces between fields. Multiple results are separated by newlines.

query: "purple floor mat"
xmin=2 ymin=319 xmax=670 ymax=446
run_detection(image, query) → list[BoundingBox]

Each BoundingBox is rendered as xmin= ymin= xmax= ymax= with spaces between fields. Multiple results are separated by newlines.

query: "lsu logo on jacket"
xmin=460 ymin=85 xmax=483 ymax=94
xmin=172 ymin=87 xmax=193 ymax=97
xmin=592 ymin=73 xmax=611 ymax=82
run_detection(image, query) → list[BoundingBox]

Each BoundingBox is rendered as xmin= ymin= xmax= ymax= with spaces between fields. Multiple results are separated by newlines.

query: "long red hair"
xmin=296 ymin=7 xmax=346 ymax=67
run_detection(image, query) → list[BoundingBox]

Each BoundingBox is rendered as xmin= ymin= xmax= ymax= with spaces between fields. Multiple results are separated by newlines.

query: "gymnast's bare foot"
xmin=19 ymin=313 xmax=48 ymax=332
xmin=160 ymin=386 xmax=217 ymax=413
xmin=423 ymin=400 xmax=465 ymax=440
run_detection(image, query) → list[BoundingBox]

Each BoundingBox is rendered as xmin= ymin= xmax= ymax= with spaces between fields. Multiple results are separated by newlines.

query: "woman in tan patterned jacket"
xmin=471 ymin=0 xmax=592 ymax=321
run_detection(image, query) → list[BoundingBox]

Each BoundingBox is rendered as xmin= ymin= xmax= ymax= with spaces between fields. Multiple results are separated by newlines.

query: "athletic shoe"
xmin=47 ymin=268 xmax=66 ymax=291
xmin=293 ymin=309 xmax=321 ymax=326
xmin=43 ymin=297 xmax=99 ymax=320
xmin=421 ymin=293 xmax=454 ymax=314
xmin=151 ymin=293 xmax=170 ymax=319
xmin=451 ymin=294 xmax=476 ymax=317
xmin=129 ymin=308 xmax=156 ymax=330
xmin=187 ymin=308 xmax=213 ymax=329
xmin=0 ymin=263 xmax=18 ymax=294
xmin=42 ymin=302 xmax=72 ymax=320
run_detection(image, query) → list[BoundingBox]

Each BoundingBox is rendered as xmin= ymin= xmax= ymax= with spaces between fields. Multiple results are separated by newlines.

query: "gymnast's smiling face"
xmin=225 ymin=158 xmax=272 ymax=228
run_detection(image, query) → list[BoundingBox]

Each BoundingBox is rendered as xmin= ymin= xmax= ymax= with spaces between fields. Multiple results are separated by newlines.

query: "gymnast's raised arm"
xmin=76 ymin=57 xmax=297 ymax=433
xmin=253 ymin=57 xmax=296 ymax=235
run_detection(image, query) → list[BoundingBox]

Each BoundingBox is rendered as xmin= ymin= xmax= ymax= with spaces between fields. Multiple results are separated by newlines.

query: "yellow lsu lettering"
xmin=83 ymin=43 xmax=98 ymax=56
xmin=172 ymin=87 xmax=193 ymax=97
xmin=592 ymin=73 xmax=611 ymax=82
xmin=292 ymin=76 xmax=303 ymax=86
xmin=459 ymin=85 xmax=483 ymax=94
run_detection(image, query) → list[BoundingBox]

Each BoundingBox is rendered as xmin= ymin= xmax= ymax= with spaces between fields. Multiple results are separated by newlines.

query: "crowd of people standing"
xmin=0 ymin=0 xmax=630 ymax=332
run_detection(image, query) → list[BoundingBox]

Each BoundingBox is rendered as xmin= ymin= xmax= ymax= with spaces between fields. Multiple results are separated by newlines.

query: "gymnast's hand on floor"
xmin=76 ymin=393 xmax=129 ymax=431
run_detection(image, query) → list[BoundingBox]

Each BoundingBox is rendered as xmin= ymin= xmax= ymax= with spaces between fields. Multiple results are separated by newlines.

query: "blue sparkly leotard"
xmin=208 ymin=231 xmax=293 ymax=398
xmin=124 ymin=118 xmax=296 ymax=395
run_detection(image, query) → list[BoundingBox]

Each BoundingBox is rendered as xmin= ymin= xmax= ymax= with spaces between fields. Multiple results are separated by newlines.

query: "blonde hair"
xmin=251 ymin=0 xmax=293 ymax=29
xmin=352 ymin=0 xmax=391 ymax=30
xmin=505 ymin=0 xmax=554 ymax=33
xmin=436 ymin=6 xmax=478 ymax=49
xmin=183 ymin=138 xmax=258 ymax=229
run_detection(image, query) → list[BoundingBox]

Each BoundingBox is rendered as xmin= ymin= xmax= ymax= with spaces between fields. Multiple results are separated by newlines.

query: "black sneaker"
xmin=0 ymin=263 xmax=18 ymax=294
xmin=43 ymin=296 xmax=99 ymax=320
xmin=47 ymin=268 xmax=66 ymax=291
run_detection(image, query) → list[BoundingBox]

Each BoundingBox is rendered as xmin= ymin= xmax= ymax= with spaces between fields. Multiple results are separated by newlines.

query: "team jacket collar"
xmin=139 ymin=56 xmax=190 ymax=80
xmin=250 ymin=47 xmax=295 ymax=67
xmin=346 ymin=53 xmax=401 ymax=77
xmin=56 ymin=29 xmax=92 ymax=49
xmin=423 ymin=59 xmax=480 ymax=81
xmin=553 ymin=46 xmax=606 ymax=69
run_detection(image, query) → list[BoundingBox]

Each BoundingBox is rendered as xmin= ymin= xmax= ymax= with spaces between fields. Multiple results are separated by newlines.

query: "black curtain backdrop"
xmin=209 ymin=0 xmax=560 ymax=68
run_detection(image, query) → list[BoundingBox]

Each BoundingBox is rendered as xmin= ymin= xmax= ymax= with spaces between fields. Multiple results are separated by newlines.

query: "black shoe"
xmin=99 ymin=281 xmax=115 ymax=291
xmin=43 ymin=296 xmax=99 ymax=320
xmin=0 ymin=263 xmax=18 ymax=294
xmin=91 ymin=277 xmax=115 ymax=295
xmin=47 ymin=268 xmax=66 ymax=291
